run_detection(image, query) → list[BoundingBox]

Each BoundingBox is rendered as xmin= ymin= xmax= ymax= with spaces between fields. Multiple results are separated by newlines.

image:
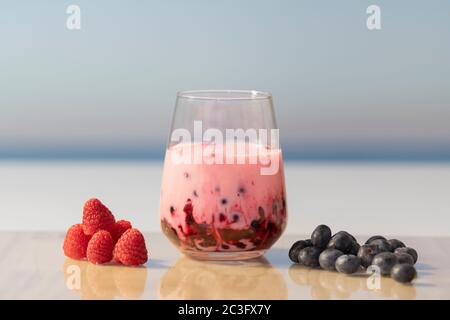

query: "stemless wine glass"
xmin=160 ymin=90 xmax=287 ymax=260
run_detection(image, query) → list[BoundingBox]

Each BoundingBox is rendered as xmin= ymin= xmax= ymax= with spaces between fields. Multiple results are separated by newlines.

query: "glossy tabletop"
xmin=0 ymin=232 xmax=448 ymax=299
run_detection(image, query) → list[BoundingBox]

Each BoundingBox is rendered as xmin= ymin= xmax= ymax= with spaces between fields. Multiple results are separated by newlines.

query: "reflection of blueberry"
xmin=221 ymin=198 xmax=227 ymax=205
xmin=222 ymin=244 xmax=230 ymax=250
xmin=183 ymin=172 xmax=190 ymax=178
xmin=215 ymin=186 xmax=220 ymax=192
xmin=219 ymin=213 xmax=226 ymax=222
xmin=238 ymin=187 xmax=246 ymax=193
xmin=170 ymin=206 xmax=175 ymax=214
xmin=193 ymin=190 xmax=198 ymax=197
xmin=232 ymin=214 xmax=239 ymax=222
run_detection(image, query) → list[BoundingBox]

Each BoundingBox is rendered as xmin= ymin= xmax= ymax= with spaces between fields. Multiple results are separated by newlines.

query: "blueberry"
xmin=288 ymin=240 xmax=312 ymax=263
xmin=394 ymin=247 xmax=418 ymax=264
xmin=369 ymin=239 xmax=392 ymax=252
xmin=395 ymin=252 xmax=414 ymax=265
xmin=220 ymin=198 xmax=228 ymax=205
xmin=335 ymin=231 xmax=357 ymax=242
xmin=335 ymin=255 xmax=361 ymax=274
xmin=319 ymin=248 xmax=343 ymax=271
xmin=372 ymin=252 xmax=398 ymax=276
xmin=327 ymin=231 xmax=354 ymax=253
xmin=357 ymin=244 xmax=381 ymax=268
xmin=311 ymin=224 xmax=332 ymax=248
xmin=298 ymin=246 xmax=322 ymax=267
xmin=365 ymin=235 xmax=386 ymax=245
xmin=387 ymin=239 xmax=405 ymax=251
xmin=391 ymin=264 xmax=417 ymax=283
xmin=349 ymin=241 xmax=360 ymax=255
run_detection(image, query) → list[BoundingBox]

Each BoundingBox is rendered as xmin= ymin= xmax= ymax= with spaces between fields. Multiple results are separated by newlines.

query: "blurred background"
xmin=1 ymin=0 xmax=449 ymax=236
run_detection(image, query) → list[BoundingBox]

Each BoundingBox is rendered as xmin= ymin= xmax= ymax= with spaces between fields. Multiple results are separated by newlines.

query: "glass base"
xmin=182 ymin=249 xmax=266 ymax=261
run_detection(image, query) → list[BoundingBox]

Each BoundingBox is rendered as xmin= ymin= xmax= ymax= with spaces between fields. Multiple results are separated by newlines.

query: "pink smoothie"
xmin=160 ymin=142 xmax=287 ymax=253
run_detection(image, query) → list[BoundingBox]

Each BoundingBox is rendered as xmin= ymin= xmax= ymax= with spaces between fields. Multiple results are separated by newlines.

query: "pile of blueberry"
xmin=289 ymin=225 xmax=418 ymax=284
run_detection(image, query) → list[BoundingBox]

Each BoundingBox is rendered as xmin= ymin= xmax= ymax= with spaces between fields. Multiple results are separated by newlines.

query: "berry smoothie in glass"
xmin=160 ymin=90 xmax=287 ymax=260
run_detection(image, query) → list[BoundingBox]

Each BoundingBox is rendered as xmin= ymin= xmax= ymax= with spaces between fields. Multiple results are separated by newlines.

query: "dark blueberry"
xmin=327 ymin=231 xmax=354 ymax=253
xmin=391 ymin=264 xmax=417 ymax=283
xmin=232 ymin=214 xmax=239 ymax=222
xmin=251 ymin=220 xmax=261 ymax=230
xmin=357 ymin=244 xmax=381 ymax=268
xmin=298 ymin=246 xmax=322 ymax=267
xmin=219 ymin=213 xmax=226 ymax=222
xmin=372 ymin=252 xmax=398 ymax=276
xmin=349 ymin=241 xmax=360 ymax=255
xmin=335 ymin=255 xmax=361 ymax=274
xmin=369 ymin=239 xmax=392 ymax=252
xmin=394 ymin=247 xmax=418 ymax=264
xmin=318 ymin=248 xmax=343 ymax=271
xmin=365 ymin=235 xmax=386 ymax=245
xmin=235 ymin=242 xmax=246 ymax=249
xmin=169 ymin=206 xmax=175 ymax=214
xmin=395 ymin=252 xmax=415 ymax=265
xmin=387 ymin=239 xmax=405 ymax=251
xmin=337 ymin=231 xmax=357 ymax=242
xmin=311 ymin=224 xmax=332 ymax=248
xmin=193 ymin=190 xmax=198 ymax=197
xmin=220 ymin=198 xmax=227 ymax=205
xmin=288 ymin=240 xmax=313 ymax=263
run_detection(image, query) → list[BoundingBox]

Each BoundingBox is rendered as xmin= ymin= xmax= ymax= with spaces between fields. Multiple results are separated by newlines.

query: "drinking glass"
xmin=160 ymin=90 xmax=287 ymax=260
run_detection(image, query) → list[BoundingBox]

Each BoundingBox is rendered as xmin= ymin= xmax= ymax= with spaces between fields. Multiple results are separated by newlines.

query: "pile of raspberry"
xmin=63 ymin=198 xmax=148 ymax=266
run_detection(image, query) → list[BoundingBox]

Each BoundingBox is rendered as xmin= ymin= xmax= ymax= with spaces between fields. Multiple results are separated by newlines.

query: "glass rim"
xmin=177 ymin=90 xmax=272 ymax=101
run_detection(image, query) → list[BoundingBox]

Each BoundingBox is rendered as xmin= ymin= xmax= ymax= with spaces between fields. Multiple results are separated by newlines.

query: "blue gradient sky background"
xmin=1 ymin=0 xmax=449 ymax=160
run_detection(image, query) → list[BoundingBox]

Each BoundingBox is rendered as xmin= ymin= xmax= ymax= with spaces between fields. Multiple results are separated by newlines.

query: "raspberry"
xmin=86 ymin=230 xmax=114 ymax=264
xmin=113 ymin=229 xmax=148 ymax=266
xmin=82 ymin=198 xmax=116 ymax=235
xmin=111 ymin=220 xmax=132 ymax=243
xmin=63 ymin=224 xmax=91 ymax=259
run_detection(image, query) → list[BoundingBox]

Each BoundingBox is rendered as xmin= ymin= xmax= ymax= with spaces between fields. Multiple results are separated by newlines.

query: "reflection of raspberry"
xmin=113 ymin=229 xmax=148 ymax=266
xmin=82 ymin=198 xmax=116 ymax=235
xmin=63 ymin=224 xmax=91 ymax=259
xmin=86 ymin=230 xmax=114 ymax=264
xmin=112 ymin=220 xmax=132 ymax=243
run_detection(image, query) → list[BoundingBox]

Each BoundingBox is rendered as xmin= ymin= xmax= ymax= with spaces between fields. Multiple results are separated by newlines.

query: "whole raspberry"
xmin=63 ymin=224 xmax=91 ymax=260
xmin=86 ymin=230 xmax=114 ymax=264
xmin=113 ymin=229 xmax=148 ymax=266
xmin=111 ymin=220 xmax=132 ymax=243
xmin=82 ymin=198 xmax=116 ymax=235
